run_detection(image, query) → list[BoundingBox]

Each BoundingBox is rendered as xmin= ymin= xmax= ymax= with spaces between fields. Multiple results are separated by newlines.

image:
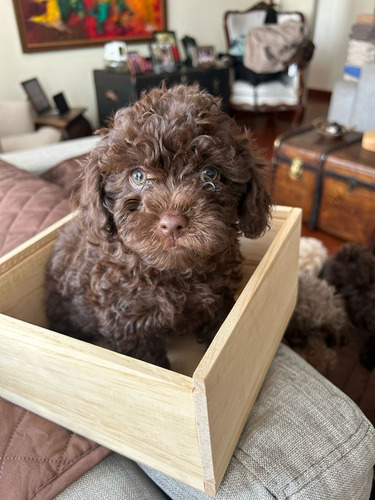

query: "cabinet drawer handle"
xmin=105 ymin=90 xmax=119 ymax=102
xmin=213 ymin=78 xmax=220 ymax=94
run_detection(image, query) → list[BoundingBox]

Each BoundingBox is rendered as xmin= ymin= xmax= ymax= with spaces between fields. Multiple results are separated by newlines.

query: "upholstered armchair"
xmin=223 ymin=1 xmax=313 ymax=123
xmin=0 ymin=100 xmax=62 ymax=153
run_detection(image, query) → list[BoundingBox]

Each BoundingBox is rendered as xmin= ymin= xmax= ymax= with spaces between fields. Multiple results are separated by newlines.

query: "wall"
xmin=0 ymin=1 xmax=373 ymax=128
xmin=308 ymin=0 xmax=374 ymax=90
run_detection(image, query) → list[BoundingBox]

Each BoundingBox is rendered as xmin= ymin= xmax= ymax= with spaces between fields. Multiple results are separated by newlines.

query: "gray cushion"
xmin=139 ymin=345 xmax=375 ymax=499
xmin=57 ymin=344 xmax=375 ymax=499
xmin=56 ymin=454 xmax=168 ymax=500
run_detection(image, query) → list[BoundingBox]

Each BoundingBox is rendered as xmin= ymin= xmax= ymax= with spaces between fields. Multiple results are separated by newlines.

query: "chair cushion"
xmin=231 ymin=72 xmax=299 ymax=108
xmin=0 ymin=159 xmax=70 ymax=257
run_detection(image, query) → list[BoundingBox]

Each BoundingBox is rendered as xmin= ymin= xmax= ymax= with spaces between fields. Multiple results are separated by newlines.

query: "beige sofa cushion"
xmin=0 ymin=127 xmax=62 ymax=153
xmin=0 ymin=101 xmax=35 ymax=137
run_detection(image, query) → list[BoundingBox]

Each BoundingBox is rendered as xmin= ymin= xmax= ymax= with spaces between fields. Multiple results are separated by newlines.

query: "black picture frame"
xmin=182 ymin=36 xmax=197 ymax=66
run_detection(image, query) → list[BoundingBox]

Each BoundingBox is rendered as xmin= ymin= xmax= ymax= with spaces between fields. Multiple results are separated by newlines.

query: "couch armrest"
xmin=0 ymin=135 xmax=100 ymax=175
xmin=0 ymin=126 xmax=63 ymax=154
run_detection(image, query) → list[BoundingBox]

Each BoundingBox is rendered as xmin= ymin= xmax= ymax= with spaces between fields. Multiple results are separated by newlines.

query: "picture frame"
xmin=153 ymin=30 xmax=180 ymax=64
xmin=150 ymin=43 xmax=176 ymax=74
xmin=191 ymin=46 xmax=215 ymax=68
xmin=181 ymin=35 xmax=197 ymax=66
xmin=12 ymin=0 xmax=167 ymax=53
xmin=21 ymin=78 xmax=52 ymax=115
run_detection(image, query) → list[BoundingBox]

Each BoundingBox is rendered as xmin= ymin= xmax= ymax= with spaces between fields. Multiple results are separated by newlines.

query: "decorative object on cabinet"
xmin=127 ymin=52 xmax=147 ymax=76
xmin=150 ymin=44 xmax=176 ymax=74
xmin=191 ymin=46 xmax=215 ymax=68
xmin=104 ymin=41 xmax=128 ymax=71
xmin=153 ymin=30 xmax=181 ymax=64
xmin=181 ymin=36 xmax=197 ymax=67
xmin=12 ymin=0 xmax=167 ymax=52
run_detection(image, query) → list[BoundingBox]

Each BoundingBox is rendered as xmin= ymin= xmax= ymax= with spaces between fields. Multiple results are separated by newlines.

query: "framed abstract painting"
xmin=12 ymin=0 xmax=167 ymax=53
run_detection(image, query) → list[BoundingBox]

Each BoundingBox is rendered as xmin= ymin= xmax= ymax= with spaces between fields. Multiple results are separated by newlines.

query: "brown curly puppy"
xmin=320 ymin=242 xmax=375 ymax=371
xmin=283 ymin=270 xmax=347 ymax=372
xmin=45 ymin=84 xmax=272 ymax=368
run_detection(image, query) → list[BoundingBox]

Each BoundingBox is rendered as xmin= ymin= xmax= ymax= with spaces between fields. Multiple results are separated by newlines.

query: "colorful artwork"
xmin=13 ymin=0 xmax=166 ymax=52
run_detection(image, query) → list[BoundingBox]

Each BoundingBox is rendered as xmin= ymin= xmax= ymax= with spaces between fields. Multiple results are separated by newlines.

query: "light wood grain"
xmin=0 ymin=314 xmax=205 ymax=490
xmin=0 ymin=214 xmax=73 ymax=327
xmin=193 ymin=207 xmax=302 ymax=492
xmin=0 ymin=206 xmax=301 ymax=496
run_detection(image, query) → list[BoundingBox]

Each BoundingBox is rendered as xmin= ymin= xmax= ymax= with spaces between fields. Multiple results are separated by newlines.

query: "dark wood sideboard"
xmin=93 ymin=65 xmax=230 ymax=126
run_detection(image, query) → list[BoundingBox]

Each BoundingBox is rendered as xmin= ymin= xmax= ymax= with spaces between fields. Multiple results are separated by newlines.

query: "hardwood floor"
xmin=233 ymin=90 xmax=346 ymax=254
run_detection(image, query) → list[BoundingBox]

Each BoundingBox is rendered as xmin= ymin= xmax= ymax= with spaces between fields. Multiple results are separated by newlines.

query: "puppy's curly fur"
xmin=320 ymin=242 xmax=375 ymax=371
xmin=298 ymin=237 xmax=328 ymax=277
xmin=46 ymin=84 xmax=272 ymax=367
xmin=284 ymin=270 xmax=347 ymax=371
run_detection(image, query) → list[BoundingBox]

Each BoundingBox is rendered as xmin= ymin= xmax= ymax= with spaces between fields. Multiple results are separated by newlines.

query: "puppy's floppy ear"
xmin=238 ymin=168 xmax=273 ymax=238
xmin=71 ymin=140 xmax=116 ymax=243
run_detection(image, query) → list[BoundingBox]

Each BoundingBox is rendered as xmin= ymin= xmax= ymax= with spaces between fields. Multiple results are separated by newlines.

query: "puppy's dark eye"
xmin=202 ymin=166 xmax=219 ymax=182
xmin=130 ymin=169 xmax=146 ymax=187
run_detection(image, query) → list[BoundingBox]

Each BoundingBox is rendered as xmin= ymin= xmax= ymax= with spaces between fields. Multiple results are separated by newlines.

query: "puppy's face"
xmin=76 ymin=85 xmax=272 ymax=270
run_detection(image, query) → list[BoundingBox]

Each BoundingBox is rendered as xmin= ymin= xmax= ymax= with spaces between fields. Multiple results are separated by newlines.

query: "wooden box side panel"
xmin=0 ymin=215 xmax=73 ymax=327
xmin=193 ymin=208 xmax=301 ymax=494
xmin=0 ymin=315 xmax=205 ymax=491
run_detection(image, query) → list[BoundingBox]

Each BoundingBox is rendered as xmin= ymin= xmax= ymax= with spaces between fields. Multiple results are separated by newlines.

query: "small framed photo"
xmin=182 ymin=35 xmax=197 ymax=66
xmin=153 ymin=30 xmax=180 ymax=64
xmin=127 ymin=51 xmax=146 ymax=76
xmin=192 ymin=46 xmax=215 ymax=68
xmin=150 ymin=43 xmax=176 ymax=74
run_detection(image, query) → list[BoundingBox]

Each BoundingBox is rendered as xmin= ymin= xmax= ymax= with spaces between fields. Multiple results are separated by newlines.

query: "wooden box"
xmin=0 ymin=206 xmax=301 ymax=496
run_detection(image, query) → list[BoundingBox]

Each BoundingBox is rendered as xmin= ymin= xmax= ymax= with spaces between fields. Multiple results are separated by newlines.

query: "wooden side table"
xmin=33 ymin=108 xmax=93 ymax=139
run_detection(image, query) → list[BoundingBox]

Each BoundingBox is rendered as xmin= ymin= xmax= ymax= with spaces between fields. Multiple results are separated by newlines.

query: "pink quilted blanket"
xmin=0 ymin=157 xmax=111 ymax=499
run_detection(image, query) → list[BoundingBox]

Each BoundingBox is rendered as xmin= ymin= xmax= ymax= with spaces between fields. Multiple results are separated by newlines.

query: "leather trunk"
xmin=272 ymin=126 xmax=375 ymax=249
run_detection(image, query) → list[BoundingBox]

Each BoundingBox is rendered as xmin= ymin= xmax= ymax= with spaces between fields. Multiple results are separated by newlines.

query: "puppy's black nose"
xmin=159 ymin=212 xmax=188 ymax=239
